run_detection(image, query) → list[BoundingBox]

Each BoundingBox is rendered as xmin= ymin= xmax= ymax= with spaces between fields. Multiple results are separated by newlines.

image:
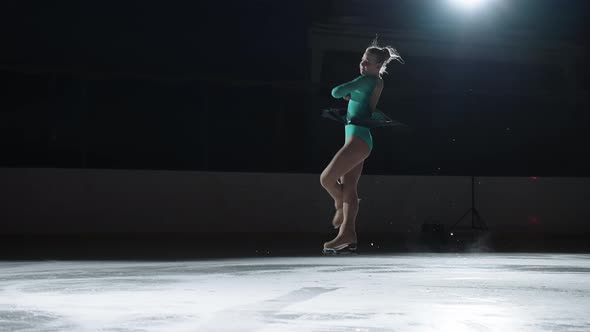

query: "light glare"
xmin=450 ymin=0 xmax=486 ymax=10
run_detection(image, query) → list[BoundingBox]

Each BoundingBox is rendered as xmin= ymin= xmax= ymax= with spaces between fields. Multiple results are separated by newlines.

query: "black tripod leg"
xmin=450 ymin=208 xmax=472 ymax=230
xmin=472 ymin=209 xmax=488 ymax=230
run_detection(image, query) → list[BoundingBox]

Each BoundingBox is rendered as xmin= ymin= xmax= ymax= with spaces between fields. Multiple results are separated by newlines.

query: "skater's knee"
xmin=319 ymin=172 xmax=328 ymax=188
xmin=320 ymin=171 xmax=335 ymax=188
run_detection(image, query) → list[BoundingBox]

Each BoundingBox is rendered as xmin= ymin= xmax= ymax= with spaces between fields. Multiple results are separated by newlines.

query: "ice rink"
xmin=1 ymin=254 xmax=589 ymax=331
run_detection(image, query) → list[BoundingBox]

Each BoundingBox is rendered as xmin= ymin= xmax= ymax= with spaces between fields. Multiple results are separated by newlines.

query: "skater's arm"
xmin=331 ymin=76 xmax=366 ymax=99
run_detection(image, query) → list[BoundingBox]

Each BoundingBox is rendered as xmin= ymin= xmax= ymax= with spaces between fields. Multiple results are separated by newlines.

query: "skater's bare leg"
xmin=324 ymin=160 xmax=364 ymax=249
xmin=321 ymin=136 xmax=369 ymax=213
xmin=331 ymin=178 xmax=344 ymax=228
xmin=321 ymin=136 xmax=369 ymax=250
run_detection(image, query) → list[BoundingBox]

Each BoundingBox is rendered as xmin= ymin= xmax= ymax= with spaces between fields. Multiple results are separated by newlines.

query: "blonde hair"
xmin=366 ymin=35 xmax=404 ymax=75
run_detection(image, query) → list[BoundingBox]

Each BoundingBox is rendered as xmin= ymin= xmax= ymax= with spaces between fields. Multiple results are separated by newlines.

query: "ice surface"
xmin=1 ymin=254 xmax=589 ymax=331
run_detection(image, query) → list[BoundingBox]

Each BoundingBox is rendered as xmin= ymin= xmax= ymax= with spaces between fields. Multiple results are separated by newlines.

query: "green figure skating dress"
xmin=331 ymin=74 xmax=379 ymax=150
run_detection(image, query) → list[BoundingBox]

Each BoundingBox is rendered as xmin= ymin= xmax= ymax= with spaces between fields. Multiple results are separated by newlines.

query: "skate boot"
xmin=323 ymin=231 xmax=358 ymax=255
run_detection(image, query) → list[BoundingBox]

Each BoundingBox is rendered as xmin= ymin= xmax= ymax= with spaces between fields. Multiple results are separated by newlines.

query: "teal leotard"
xmin=331 ymin=74 xmax=379 ymax=150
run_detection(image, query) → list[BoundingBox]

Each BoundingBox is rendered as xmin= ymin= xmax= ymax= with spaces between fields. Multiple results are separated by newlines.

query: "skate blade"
xmin=322 ymin=243 xmax=358 ymax=255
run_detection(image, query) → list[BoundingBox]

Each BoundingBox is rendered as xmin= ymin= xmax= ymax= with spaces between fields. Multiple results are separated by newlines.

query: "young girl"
xmin=321 ymin=40 xmax=402 ymax=254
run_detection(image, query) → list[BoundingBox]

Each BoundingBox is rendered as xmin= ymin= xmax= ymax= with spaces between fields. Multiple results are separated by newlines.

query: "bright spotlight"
xmin=449 ymin=0 xmax=487 ymax=10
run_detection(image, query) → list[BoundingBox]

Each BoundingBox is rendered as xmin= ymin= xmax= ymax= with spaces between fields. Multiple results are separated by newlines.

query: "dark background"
xmin=1 ymin=0 xmax=589 ymax=176
xmin=1 ymin=1 xmax=590 ymax=258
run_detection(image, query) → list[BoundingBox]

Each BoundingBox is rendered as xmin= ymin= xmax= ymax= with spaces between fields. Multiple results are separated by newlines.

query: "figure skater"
xmin=321 ymin=38 xmax=403 ymax=254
